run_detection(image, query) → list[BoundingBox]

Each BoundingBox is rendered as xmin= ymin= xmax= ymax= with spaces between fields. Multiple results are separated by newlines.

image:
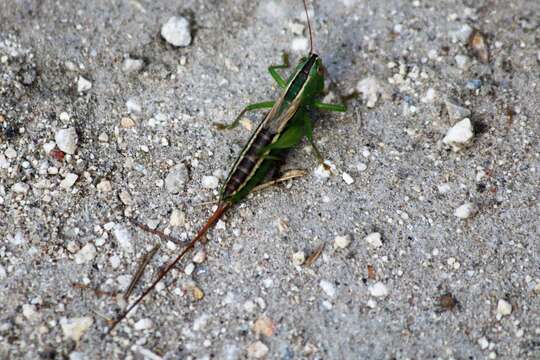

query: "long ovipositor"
xmin=105 ymin=0 xmax=346 ymax=336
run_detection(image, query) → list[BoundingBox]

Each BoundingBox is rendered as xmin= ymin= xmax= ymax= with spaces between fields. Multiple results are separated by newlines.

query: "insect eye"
xmin=317 ymin=66 xmax=324 ymax=75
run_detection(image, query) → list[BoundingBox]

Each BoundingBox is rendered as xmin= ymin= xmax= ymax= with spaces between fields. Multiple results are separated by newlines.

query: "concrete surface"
xmin=0 ymin=0 xmax=539 ymax=359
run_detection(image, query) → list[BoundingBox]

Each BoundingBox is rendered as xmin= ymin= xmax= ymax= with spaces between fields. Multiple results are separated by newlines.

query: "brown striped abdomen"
xmin=222 ymin=128 xmax=274 ymax=198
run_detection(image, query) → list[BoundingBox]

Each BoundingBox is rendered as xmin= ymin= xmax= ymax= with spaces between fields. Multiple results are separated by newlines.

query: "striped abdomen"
xmin=222 ymin=127 xmax=274 ymax=198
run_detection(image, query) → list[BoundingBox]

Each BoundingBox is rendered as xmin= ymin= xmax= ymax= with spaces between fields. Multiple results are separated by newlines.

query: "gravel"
xmin=1 ymin=0 xmax=539 ymax=359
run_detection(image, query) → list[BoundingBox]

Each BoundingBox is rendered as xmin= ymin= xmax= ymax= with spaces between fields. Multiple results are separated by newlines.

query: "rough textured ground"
xmin=1 ymin=0 xmax=539 ymax=359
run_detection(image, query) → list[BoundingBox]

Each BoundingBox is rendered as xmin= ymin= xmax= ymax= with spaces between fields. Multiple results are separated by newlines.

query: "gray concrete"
xmin=0 ymin=0 xmax=539 ymax=359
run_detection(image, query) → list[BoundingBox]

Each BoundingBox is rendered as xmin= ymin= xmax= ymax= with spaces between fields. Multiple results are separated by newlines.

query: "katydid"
xmin=105 ymin=0 xmax=346 ymax=335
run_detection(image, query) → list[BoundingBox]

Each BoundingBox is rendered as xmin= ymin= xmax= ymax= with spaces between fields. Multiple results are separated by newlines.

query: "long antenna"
xmin=303 ymin=0 xmax=314 ymax=54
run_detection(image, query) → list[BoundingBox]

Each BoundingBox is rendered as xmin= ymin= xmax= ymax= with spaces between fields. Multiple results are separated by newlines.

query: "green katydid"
xmin=105 ymin=0 xmax=346 ymax=335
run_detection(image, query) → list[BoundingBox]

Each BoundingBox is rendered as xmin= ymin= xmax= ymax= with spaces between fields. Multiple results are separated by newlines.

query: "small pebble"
xmin=98 ymin=132 xmax=109 ymax=142
xmin=253 ymin=316 xmax=275 ymax=337
xmin=454 ymin=54 xmax=470 ymax=69
xmin=74 ymin=243 xmax=96 ymax=264
xmin=449 ymin=24 xmax=473 ymax=44
xmin=122 ymin=57 xmax=144 ymax=73
xmin=454 ymin=202 xmax=478 ymax=219
xmin=365 ymin=232 xmax=383 ymax=248
xmin=496 ymin=299 xmax=512 ymax=316
xmin=334 ymin=234 xmax=352 ymax=249
xmin=126 ymin=99 xmax=142 ymax=114
xmin=201 ymin=175 xmax=219 ymax=189
xmin=247 ymin=341 xmax=269 ymax=359
xmin=184 ymin=262 xmax=195 ymax=275
xmin=119 ymin=191 xmax=133 ymax=205
xmin=369 ymin=282 xmax=389 ymax=297
xmin=5 ymin=147 xmax=17 ymax=159
xmin=96 ymin=179 xmax=112 ymax=192
xmin=356 ymin=162 xmax=367 ymax=172
xmin=60 ymin=173 xmax=79 ymax=189
xmin=22 ymin=304 xmax=39 ymax=321
xmin=165 ymin=164 xmax=188 ymax=193
xmin=134 ymin=318 xmax=153 ymax=331
xmin=60 ymin=317 xmax=93 ymax=342
xmin=292 ymin=251 xmax=305 ymax=266
xmin=445 ymin=100 xmax=471 ymax=121
xmin=478 ymin=337 xmax=489 ymax=350
xmin=55 ymin=127 xmax=78 ymax=154
xmin=77 ymin=76 xmax=92 ymax=92
xmin=12 ymin=182 xmax=30 ymax=194
xmin=442 ymin=118 xmax=474 ymax=152
xmin=120 ymin=117 xmax=136 ymax=128
xmin=313 ymin=160 xmax=335 ymax=180
xmin=169 ymin=209 xmax=185 ymax=227
xmin=421 ymin=88 xmax=437 ymax=103
xmin=114 ymin=224 xmax=133 ymax=253
xmin=291 ymin=37 xmax=309 ymax=52
xmin=342 ymin=172 xmax=354 ymax=185
xmin=319 ymin=280 xmax=336 ymax=298
xmin=466 ymin=79 xmax=482 ymax=90
xmin=59 ymin=112 xmax=70 ymax=121
xmin=161 ymin=16 xmax=192 ymax=47
xmin=192 ymin=249 xmax=206 ymax=264
xmin=109 ymin=255 xmax=121 ymax=269
xmin=356 ymin=77 xmax=382 ymax=108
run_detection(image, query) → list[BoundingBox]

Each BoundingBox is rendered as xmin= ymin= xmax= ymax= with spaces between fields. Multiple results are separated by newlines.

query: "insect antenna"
xmin=302 ymin=0 xmax=315 ymax=54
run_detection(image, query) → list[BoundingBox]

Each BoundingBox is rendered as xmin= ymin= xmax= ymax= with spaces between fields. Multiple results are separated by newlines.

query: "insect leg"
xmin=214 ymin=101 xmax=275 ymax=130
xmin=313 ymin=100 xmax=347 ymax=112
xmin=302 ymin=114 xmax=325 ymax=164
xmin=268 ymin=53 xmax=290 ymax=88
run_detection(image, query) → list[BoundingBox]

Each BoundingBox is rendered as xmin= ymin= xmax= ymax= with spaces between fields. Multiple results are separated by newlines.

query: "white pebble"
xmin=5 ymin=147 xmax=17 ymax=159
xmin=0 ymin=265 xmax=6 ymax=280
xmin=313 ymin=160 xmax=335 ymax=180
xmin=184 ymin=262 xmax=195 ymax=275
xmin=246 ymin=341 xmax=269 ymax=359
xmin=60 ymin=173 xmax=79 ymax=189
xmin=134 ymin=318 xmax=153 ymax=331
xmin=109 ymin=255 xmax=121 ymax=269
xmin=74 ymin=243 xmax=96 ymax=264
xmin=126 ymin=99 xmax=142 ymax=113
xmin=96 ymin=179 xmax=112 ymax=192
xmin=449 ymin=23 xmax=473 ymax=44
xmin=59 ymin=112 xmax=70 ymax=121
xmin=496 ymin=299 xmax=512 ymax=316
xmin=342 ymin=172 xmax=354 ymax=185
xmin=356 ymin=162 xmax=367 ymax=172
xmin=60 ymin=317 xmax=93 ymax=342
xmin=334 ymin=234 xmax=352 ymax=249
xmin=161 ymin=16 xmax=192 ymax=47
xmin=165 ymin=163 xmax=188 ymax=193
xmin=12 ymin=182 xmax=30 ymax=194
xmin=22 ymin=304 xmax=39 ymax=321
xmin=291 ymin=37 xmax=309 ymax=52
xmin=445 ymin=100 xmax=471 ymax=121
xmin=420 ymin=88 xmax=437 ymax=103
xmin=192 ymin=249 xmax=206 ymax=264
xmin=454 ymin=202 xmax=478 ymax=219
xmin=454 ymin=54 xmax=470 ymax=69
xmin=122 ymin=58 xmax=144 ymax=73
xmin=169 ymin=209 xmax=185 ymax=227
xmin=77 ymin=76 xmax=92 ymax=92
xmin=365 ymin=232 xmax=383 ymax=248
xmin=201 ymin=175 xmax=219 ymax=189
xmin=114 ymin=224 xmax=133 ymax=253
xmin=319 ymin=280 xmax=336 ymax=298
xmin=478 ymin=337 xmax=489 ymax=350
xmin=292 ymin=251 xmax=305 ymax=266
xmin=369 ymin=282 xmax=389 ymax=297
xmin=443 ymin=118 xmax=474 ymax=151
xmin=55 ymin=127 xmax=78 ymax=154
xmin=356 ymin=77 xmax=383 ymax=108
